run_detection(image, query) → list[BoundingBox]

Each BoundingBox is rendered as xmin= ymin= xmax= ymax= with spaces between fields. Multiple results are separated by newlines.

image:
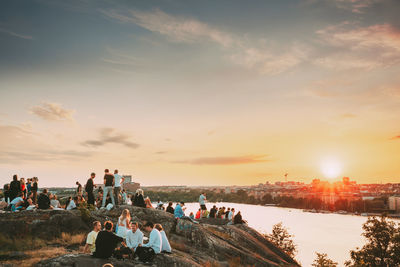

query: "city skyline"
xmin=1 ymin=0 xmax=400 ymax=187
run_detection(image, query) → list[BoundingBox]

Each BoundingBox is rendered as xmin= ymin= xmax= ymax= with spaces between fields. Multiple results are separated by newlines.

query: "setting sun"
xmin=320 ymin=158 xmax=342 ymax=179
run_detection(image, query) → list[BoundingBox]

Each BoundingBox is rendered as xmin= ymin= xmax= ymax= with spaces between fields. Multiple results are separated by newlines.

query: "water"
xmin=180 ymin=202 xmax=372 ymax=266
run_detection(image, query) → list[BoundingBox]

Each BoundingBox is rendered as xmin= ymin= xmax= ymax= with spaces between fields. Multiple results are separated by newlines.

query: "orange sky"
xmin=0 ymin=0 xmax=399 ymax=187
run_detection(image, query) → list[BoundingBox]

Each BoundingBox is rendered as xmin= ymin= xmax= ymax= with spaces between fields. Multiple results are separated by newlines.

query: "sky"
xmin=0 ymin=0 xmax=399 ymax=187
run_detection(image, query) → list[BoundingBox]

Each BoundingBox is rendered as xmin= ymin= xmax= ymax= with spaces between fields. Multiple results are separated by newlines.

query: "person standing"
xmin=20 ymin=178 xmax=26 ymax=199
xmin=26 ymin=178 xmax=32 ymax=197
xmin=199 ymin=192 xmax=207 ymax=211
xmin=102 ymin=169 xmax=115 ymax=208
xmin=31 ymin=177 xmax=38 ymax=204
xmin=76 ymin=181 xmax=82 ymax=196
xmin=113 ymin=170 xmax=124 ymax=206
xmin=9 ymin=175 xmax=21 ymax=201
xmin=85 ymin=173 xmax=96 ymax=206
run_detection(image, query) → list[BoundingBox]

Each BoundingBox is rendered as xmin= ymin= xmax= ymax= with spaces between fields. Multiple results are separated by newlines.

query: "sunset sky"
xmin=1 ymin=0 xmax=399 ymax=187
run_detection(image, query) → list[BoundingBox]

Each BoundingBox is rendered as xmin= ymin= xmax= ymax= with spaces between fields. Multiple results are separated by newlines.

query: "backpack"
xmin=136 ymin=247 xmax=155 ymax=262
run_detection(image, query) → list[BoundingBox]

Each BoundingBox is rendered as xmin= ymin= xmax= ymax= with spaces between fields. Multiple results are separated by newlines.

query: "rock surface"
xmin=0 ymin=206 xmax=299 ymax=266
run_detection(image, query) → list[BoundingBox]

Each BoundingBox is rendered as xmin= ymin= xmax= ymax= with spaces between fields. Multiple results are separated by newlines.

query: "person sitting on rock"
xmin=195 ymin=208 xmax=201 ymax=219
xmin=166 ymin=201 xmax=174 ymax=214
xmin=174 ymin=202 xmax=185 ymax=219
xmin=93 ymin=221 xmax=124 ymax=259
xmin=126 ymin=221 xmax=143 ymax=253
xmin=84 ymin=221 xmax=101 ymax=254
xmin=131 ymin=189 xmax=145 ymax=208
xmin=144 ymin=197 xmax=153 ymax=208
xmin=209 ymin=205 xmax=217 ymax=218
xmin=154 ymin=224 xmax=171 ymax=253
xmin=116 ymin=209 xmax=131 ymax=238
xmin=50 ymin=194 xmax=61 ymax=209
xmin=233 ymin=211 xmax=247 ymax=224
xmin=10 ymin=192 xmax=24 ymax=211
xmin=135 ymin=221 xmax=161 ymax=262
xmin=66 ymin=196 xmax=78 ymax=210
xmin=38 ymin=189 xmax=52 ymax=210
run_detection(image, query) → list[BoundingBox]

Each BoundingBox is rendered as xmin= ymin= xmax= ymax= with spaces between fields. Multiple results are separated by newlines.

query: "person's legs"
xmin=109 ymin=187 xmax=116 ymax=206
xmin=114 ymin=187 xmax=120 ymax=206
xmin=88 ymin=191 xmax=94 ymax=205
xmin=102 ymin=186 xmax=109 ymax=207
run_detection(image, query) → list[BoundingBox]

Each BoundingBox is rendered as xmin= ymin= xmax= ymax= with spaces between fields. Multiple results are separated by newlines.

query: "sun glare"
xmin=320 ymin=158 xmax=342 ymax=179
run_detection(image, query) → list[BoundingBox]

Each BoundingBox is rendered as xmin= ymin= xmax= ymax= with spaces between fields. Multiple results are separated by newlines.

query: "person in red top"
xmin=195 ymin=208 xmax=201 ymax=219
xmin=20 ymin=178 xmax=26 ymax=199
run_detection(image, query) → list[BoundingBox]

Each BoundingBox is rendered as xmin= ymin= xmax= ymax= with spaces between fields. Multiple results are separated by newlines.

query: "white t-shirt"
xmin=199 ymin=194 xmax=206 ymax=205
xmin=160 ymin=231 xmax=172 ymax=253
xmin=114 ymin=174 xmax=122 ymax=187
xmin=86 ymin=230 xmax=98 ymax=253
xmin=66 ymin=200 xmax=76 ymax=210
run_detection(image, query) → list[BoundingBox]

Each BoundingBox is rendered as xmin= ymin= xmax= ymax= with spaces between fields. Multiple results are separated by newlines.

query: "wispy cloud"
xmin=101 ymin=8 xmax=307 ymax=75
xmin=331 ymin=0 xmax=381 ymax=14
xmin=174 ymin=154 xmax=269 ymax=165
xmin=102 ymin=8 xmax=233 ymax=47
xmin=315 ymin=23 xmax=400 ymax=70
xmin=0 ymin=27 xmax=33 ymax=40
xmin=82 ymin=128 xmax=139 ymax=149
xmin=30 ymin=102 xmax=75 ymax=122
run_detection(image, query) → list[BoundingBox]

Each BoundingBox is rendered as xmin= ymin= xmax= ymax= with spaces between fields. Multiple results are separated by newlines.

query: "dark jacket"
xmin=132 ymin=194 xmax=145 ymax=208
xmin=37 ymin=193 xmax=50 ymax=209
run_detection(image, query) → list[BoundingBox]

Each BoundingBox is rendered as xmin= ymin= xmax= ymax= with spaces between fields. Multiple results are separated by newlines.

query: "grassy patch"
xmin=1 ymin=247 xmax=72 ymax=267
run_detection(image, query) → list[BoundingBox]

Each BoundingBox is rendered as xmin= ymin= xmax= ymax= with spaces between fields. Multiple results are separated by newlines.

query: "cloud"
xmin=82 ymin=128 xmax=139 ymax=149
xmin=315 ymin=23 xmax=400 ymax=70
xmin=0 ymin=27 xmax=33 ymax=40
xmin=391 ymin=135 xmax=400 ymax=140
xmin=30 ymin=102 xmax=75 ymax=121
xmin=175 ymin=154 xmax=269 ymax=165
xmin=331 ymin=0 xmax=381 ymax=14
xmin=231 ymin=43 xmax=308 ymax=75
xmin=102 ymin=8 xmax=307 ymax=75
xmin=102 ymin=8 xmax=233 ymax=47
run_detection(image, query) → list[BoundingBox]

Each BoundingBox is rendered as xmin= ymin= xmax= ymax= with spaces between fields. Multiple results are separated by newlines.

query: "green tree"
xmin=345 ymin=215 xmax=400 ymax=267
xmin=265 ymin=222 xmax=297 ymax=258
xmin=312 ymin=252 xmax=338 ymax=267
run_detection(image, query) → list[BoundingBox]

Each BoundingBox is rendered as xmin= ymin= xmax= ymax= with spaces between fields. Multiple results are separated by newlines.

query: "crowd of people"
xmin=0 ymin=171 xmax=247 ymax=263
xmin=83 ymin=209 xmax=172 ymax=263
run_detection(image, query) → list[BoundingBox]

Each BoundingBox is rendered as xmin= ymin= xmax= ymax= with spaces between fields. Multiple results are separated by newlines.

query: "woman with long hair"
xmin=144 ymin=197 xmax=153 ymax=208
xmin=116 ymin=208 xmax=131 ymax=238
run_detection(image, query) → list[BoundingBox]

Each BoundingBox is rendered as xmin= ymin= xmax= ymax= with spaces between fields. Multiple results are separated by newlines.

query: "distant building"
xmin=388 ymin=196 xmax=400 ymax=212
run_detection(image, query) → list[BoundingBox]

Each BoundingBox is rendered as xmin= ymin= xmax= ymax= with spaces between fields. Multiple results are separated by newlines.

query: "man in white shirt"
xmin=199 ymin=192 xmax=207 ymax=211
xmin=142 ymin=221 xmax=162 ymax=254
xmin=84 ymin=221 xmax=101 ymax=254
xmin=113 ymin=169 xmax=124 ymax=206
xmin=126 ymin=221 xmax=143 ymax=253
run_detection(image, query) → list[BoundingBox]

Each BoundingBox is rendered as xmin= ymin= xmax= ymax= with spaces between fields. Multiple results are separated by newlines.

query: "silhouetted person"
xmin=166 ymin=202 xmax=174 ymax=214
xmin=9 ymin=175 xmax=21 ymax=201
xmin=132 ymin=189 xmax=145 ymax=208
xmin=85 ymin=173 xmax=96 ymax=205
xmin=38 ymin=189 xmax=51 ymax=209
xmin=93 ymin=221 xmax=123 ymax=259
xmin=102 ymin=169 xmax=115 ymax=208
xmin=32 ymin=177 xmax=38 ymax=204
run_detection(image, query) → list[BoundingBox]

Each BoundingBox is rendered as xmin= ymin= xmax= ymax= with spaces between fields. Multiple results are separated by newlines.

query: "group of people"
xmin=84 ymin=209 xmax=171 ymax=263
xmin=161 ymin=193 xmax=246 ymax=225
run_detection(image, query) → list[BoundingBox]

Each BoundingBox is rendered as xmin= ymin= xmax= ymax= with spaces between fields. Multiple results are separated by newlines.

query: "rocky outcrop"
xmin=0 ymin=206 xmax=299 ymax=266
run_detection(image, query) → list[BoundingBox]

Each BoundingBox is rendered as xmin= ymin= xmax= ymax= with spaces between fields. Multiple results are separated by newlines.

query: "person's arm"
xmin=83 ymin=243 xmax=89 ymax=253
xmin=143 ymin=231 xmax=154 ymax=248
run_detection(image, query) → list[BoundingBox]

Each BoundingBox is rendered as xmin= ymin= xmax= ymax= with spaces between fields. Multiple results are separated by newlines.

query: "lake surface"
xmin=182 ymin=202 xmax=372 ymax=266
